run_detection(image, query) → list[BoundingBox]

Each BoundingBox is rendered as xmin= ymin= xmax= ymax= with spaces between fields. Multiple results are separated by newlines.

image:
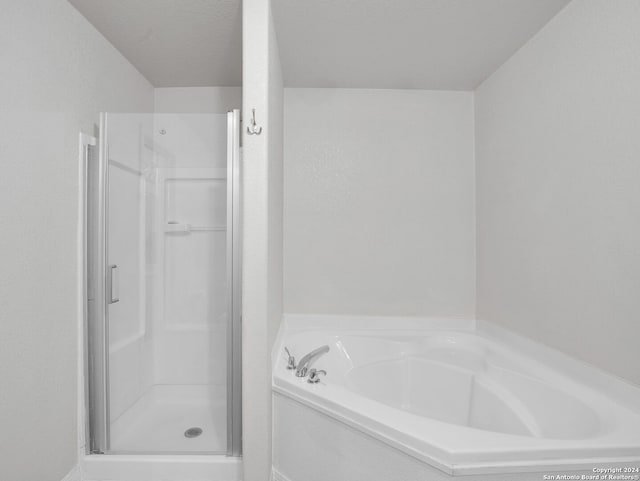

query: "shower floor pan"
xmin=110 ymin=384 xmax=227 ymax=453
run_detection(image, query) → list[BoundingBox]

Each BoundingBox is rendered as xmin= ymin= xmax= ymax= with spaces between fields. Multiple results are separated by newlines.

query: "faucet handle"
xmin=284 ymin=347 xmax=296 ymax=370
xmin=307 ymin=368 xmax=327 ymax=384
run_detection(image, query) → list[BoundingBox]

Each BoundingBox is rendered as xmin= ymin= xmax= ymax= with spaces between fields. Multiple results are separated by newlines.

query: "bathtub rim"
xmin=273 ymin=314 xmax=640 ymax=475
xmin=276 ymin=314 xmax=640 ymax=415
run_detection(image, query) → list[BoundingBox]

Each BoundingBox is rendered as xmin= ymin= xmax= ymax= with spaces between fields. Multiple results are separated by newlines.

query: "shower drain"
xmin=184 ymin=427 xmax=203 ymax=438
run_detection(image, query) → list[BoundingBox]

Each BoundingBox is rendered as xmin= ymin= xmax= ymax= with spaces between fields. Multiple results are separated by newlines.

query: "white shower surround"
xmin=98 ymin=112 xmax=231 ymax=455
xmin=273 ymin=315 xmax=640 ymax=480
xmin=79 ymin=91 xmax=244 ymax=479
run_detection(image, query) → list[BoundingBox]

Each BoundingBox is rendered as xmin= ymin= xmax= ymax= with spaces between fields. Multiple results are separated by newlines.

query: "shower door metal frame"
xmin=84 ymin=111 xmax=243 ymax=456
xmin=226 ymin=109 xmax=242 ymax=456
xmin=83 ymin=113 xmax=111 ymax=454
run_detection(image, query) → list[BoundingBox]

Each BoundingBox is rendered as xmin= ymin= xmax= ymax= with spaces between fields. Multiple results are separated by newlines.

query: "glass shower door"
xmin=85 ymin=111 xmax=241 ymax=455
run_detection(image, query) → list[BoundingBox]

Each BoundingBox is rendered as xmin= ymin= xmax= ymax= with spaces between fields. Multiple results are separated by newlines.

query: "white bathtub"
xmin=273 ymin=316 xmax=640 ymax=480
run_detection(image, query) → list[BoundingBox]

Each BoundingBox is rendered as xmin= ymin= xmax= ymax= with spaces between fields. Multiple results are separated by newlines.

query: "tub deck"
xmin=273 ymin=316 xmax=640 ymax=475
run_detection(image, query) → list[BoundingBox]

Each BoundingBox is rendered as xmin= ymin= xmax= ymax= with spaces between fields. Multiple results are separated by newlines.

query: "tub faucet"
xmin=295 ymin=345 xmax=330 ymax=377
xmin=307 ymin=368 xmax=327 ymax=384
xmin=284 ymin=347 xmax=297 ymax=370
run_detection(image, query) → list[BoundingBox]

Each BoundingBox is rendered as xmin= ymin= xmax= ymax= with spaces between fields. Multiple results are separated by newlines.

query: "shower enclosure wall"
xmin=84 ymin=110 xmax=241 ymax=456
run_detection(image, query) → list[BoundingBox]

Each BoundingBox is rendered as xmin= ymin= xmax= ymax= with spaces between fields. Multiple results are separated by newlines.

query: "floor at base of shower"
xmin=110 ymin=384 xmax=227 ymax=453
xmin=81 ymin=454 xmax=242 ymax=481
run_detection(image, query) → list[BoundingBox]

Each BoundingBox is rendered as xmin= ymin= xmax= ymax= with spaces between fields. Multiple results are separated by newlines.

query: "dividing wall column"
xmin=242 ymin=0 xmax=284 ymax=479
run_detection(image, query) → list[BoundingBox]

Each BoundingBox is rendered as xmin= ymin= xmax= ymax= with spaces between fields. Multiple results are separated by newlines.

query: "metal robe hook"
xmin=246 ymin=108 xmax=263 ymax=135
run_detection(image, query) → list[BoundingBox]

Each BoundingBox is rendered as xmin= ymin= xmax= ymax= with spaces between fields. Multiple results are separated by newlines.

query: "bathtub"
xmin=273 ymin=316 xmax=640 ymax=480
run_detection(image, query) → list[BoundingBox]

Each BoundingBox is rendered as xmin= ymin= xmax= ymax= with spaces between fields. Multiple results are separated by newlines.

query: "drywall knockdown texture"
xmin=241 ymin=0 xmax=284 ymax=479
xmin=476 ymin=0 xmax=640 ymax=386
xmin=0 ymin=0 xmax=153 ymax=479
xmin=284 ymin=88 xmax=475 ymax=319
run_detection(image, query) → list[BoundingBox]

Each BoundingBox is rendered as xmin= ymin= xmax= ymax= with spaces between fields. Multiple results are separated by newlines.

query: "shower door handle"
xmin=108 ymin=264 xmax=119 ymax=304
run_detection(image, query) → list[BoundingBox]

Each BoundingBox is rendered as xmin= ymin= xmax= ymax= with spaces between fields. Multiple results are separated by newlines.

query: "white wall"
xmin=0 ymin=0 xmax=153 ymax=479
xmin=242 ymin=0 xmax=284 ymax=478
xmin=476 ymin=0 xmax=640 ymax=385
xmin=154 ymin=87 xmax=242 ymax=113
xmin=284 ymin=88 xmax=475 ymax=318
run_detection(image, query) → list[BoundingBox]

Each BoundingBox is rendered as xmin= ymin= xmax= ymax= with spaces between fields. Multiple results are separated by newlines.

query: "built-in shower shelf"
xmin=165 ymin=223 xmax=226 ymax=233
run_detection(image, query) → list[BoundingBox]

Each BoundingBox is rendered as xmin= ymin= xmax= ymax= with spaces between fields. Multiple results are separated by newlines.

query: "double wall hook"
xmin=246 ymin=108 xmax=263 ymax=135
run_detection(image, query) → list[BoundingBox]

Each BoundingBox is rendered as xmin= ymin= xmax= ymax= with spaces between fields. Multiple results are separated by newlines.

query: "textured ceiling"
xmin=68 ymin=0 xmax=242 ymax=87
xmin=69 ymin=0 xmax=569 ymax=90
xmin=272 ymin=0 xmax=571 ymax=90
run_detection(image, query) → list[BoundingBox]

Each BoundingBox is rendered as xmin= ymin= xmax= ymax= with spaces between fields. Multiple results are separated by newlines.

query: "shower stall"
xmin=83 ymin=110 xmax=242 ymax=457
